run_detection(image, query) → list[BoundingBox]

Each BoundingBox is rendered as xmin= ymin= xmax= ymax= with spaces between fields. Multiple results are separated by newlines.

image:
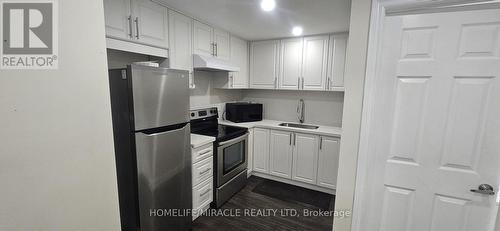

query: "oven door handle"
xmin=218 ymin=132 xmax=249 ymax=147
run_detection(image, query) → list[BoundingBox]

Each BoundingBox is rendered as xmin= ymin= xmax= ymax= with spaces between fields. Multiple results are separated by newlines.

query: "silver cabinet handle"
xmin=198 ymin=149 xmax=211 ymax=156
xmin=215 ymin=43 xmax=218 ymax=56
xmin=211 ymin=43 xmax=215 ymax=56
xmin=301 ymin=77 xmax=305 ymax=89
xmin=289 ymin=133 xmax=292 ymax=145
xmin=127 ymin=16 xmax=133 ymax=38
xmin=298 ymin=78 xmax=300 ymax=89
xmin=320 ymin=137 xmax=323 ymax=150
xmin=200 ymin=188 xmax=211 ymax=196
xmin=327 ymin=78 xmax=331 ymax=90
xmin=471 ymin=184 xmax=495 ymax=195
xmin=134 ymin=17 xmax=139 ymax=39
xmin=293 ymin=133 xmax=296 ymax=146
xmin=200 ymin=168 xmax=211 ymax=175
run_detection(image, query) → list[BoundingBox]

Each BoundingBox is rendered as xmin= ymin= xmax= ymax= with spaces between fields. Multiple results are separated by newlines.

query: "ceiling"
xmin=154 ymin=0 xmax=351 ymax=41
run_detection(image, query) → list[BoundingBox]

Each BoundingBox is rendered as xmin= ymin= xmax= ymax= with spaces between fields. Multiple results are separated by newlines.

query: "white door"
xmin=193 ymin=21 xmax=213 ymax=57
xmin=359 ymin=9 xmax=500 ymax=231
xmin=269 ymin=130 xmax=293 ymax=179
xmin=213 ymin=29 xmax=231 ymax=61
xmin=279 ymin=38 xmax=303 ymax=90
xmin=230 ymin=36 xmax=249 ymax=88
xmin=253 ymin=128 xmax=270 ymax=174
xmin=292 ymin=133 xmax=319 ymax=184
xmin=131 ymin=0 xmax=169 ymax=48
xmin=328 ymin=33 xmax=348 ymax=89
xmin=302 ymin=35 xmax=329 ymax=90
xmin=103 ymin=0 xmax=132 ymax=40
xmin=249 ymin=40 xmax=280 ymax=89
xmin=317 ymin=136 xmax=340 ymax=189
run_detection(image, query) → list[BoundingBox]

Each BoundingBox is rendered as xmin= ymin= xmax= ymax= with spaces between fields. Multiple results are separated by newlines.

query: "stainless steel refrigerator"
xmin=108 ymin=64 xmax=191 ymax=231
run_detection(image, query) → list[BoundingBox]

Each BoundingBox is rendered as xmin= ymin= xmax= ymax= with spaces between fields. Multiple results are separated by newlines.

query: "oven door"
xmin=216 ymin=133 xmax=248 ymax=187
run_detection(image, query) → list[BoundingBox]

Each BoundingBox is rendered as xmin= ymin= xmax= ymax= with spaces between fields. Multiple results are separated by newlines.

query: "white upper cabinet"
xmin=230 ymin=36 xmax=249 ymax=88
xmin=168 ymin=10 xmax=194 ymax=88
xmin=104 ymin=0 xmax=169 ymax=54
xmin=327 ymin=33 xmax=348 ymax=90
xmin=301 ymin=35 xmax=329 ymax=90
xmin=131 ymin=0 xmax=169 ymax=48
xmin=317 ymin=136 xmax=340 ymax=189
xmin=253 ymin=128 xmax=270 ymax=174
xmin=292 ymin=133 xmax=319 ymax=184
xmin=250 ymin=40 xmax=280 ymax=89
xmin=269 ymin=130 xmax=293 ymax=179
xmin=279 ymin=38 xmax=303 ymax=90
xmin=193 ymin=21 xmax=230 ymax=60
xmin=104 ymin=0 xmax=132 ymax=40
xmin=193 ymin=21 xmax=214 ymax=57
xmin=213 ymin=29 xmax=230 ymax=60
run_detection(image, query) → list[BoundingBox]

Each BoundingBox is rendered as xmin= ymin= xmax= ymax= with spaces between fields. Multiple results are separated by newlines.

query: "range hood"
xmin=193 ymin=54 xmax=240 ymax=72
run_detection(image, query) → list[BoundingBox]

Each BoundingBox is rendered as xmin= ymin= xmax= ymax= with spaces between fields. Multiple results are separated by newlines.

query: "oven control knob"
xmin=190 ymin=113 xmax=195 ymax=117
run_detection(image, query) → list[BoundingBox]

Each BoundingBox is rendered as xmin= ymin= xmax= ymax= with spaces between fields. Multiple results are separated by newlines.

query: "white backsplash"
xmin=241 ymin=90 xmax=344 ymax=127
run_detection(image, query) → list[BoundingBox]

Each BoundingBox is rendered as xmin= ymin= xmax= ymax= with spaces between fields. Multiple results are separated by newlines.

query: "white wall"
xmin=0 ymin=1 xmax=121 ymax=230
xmin=241 ymin=90 xmax=344 ymax=127
xmin=190 ymin=71 xmax=242 ymax=108
xmin=333 ymin=0 xmax=372 ymax=230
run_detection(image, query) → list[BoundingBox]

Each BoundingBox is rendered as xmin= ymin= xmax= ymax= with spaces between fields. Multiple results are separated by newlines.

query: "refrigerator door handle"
xmin=139 ymin=122 xmax=189 ymax=136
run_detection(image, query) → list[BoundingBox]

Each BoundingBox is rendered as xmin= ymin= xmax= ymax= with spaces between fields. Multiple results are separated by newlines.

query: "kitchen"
xmin=106 ymin=0 xmax=347 ymax=230
xmin=2 ymin=0 xmax=500 ymax=231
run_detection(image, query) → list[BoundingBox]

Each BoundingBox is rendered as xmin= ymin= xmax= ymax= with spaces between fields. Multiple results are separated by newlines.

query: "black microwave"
xmin=225 ymin=102 xmax=263 ymax=123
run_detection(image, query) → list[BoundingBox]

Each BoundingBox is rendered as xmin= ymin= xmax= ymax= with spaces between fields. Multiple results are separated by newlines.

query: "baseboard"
xmin=249 ymin=172 xmax=336 ymax=195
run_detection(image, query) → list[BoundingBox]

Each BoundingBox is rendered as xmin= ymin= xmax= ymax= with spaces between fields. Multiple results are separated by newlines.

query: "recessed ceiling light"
xmin=292 ymin=26 xmax=303 ymax=36
xmin=260 ymin=0 xmax=276 ymax=12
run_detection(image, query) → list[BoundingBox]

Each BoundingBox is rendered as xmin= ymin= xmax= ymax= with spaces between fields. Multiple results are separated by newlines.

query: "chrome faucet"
xmin=297 ymin=99 xmax=305 ymax=123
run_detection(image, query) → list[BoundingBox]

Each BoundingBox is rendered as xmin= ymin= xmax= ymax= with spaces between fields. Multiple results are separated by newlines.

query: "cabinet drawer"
xmin=192 ymin=177 xmax=213 ymax=211
xmin=192 ymin=145 xmax=213 ymax=163
xmin=192 ymin=156 xmax=213 ymax=187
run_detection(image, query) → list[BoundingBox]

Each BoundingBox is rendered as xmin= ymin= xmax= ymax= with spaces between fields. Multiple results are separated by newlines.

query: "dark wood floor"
xmin=192 ymin=176 xmax=335 ymax=231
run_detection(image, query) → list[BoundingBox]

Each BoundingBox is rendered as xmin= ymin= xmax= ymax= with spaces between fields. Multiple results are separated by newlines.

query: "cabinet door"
xmin=230 ymin=36 xmax=249 ymax=88
xmin=193 ymin=21 xmax=214 ymax=57
xmin=253 ymin=128 xmax=270 ymax=173
xmin=249 ymin=40 xmax=280 ymax=89
xmin=327 ymin=33 xmax=348 ymax=89
xmin=301 ymin=35 xmax=329 ymax=90
xmin=292 ymin=133 xmax=319 ymax=184
xmin=104 ymin=0 xmax=132 ymax=40
xmin=317 ymin=136 xmax=340 ymax=189
xmin=279 ymin=38 xmax=303 ymax=90
xmin=213 ymin=29 xmax=231 ymax=61
xmin=132 ymin=0 xmax=169 ymax=48
xmin=269 ymin=130 xmax=293 ymax=179
xmin=168 ymin=10 xmax=192 ymax=71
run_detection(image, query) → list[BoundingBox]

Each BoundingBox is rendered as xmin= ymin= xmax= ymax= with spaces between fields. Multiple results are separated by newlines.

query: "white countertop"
xmin=190 ymin=134 xmax=215 ymax=149
xmin=219 ymin=119 xmax=342 ymax=137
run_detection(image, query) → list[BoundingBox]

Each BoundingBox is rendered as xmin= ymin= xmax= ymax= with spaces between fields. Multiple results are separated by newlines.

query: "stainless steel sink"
xmin=278 ymin=123 xmax=319 ymax=130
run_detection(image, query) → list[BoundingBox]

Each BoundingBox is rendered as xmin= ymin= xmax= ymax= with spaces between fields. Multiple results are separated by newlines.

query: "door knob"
xmin=470 ymin=184 xmax=495 ymax=195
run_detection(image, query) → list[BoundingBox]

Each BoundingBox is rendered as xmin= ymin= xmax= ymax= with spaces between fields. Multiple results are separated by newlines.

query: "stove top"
xmin=193 ymin=124 xmax=247 ymax=142
xmin=190 ymin=107 xmax=248 ymax=142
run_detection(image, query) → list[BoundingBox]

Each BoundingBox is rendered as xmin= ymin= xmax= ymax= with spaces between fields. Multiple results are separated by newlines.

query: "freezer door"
xmin=130 ymin=64 xmax=189 ymax=131
xmin=135 ymin=123 xmax=192 ymax=231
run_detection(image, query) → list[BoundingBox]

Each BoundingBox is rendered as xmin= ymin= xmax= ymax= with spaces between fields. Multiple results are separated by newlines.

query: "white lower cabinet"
xmin=192 ymin=177 xmax=213 ymax=220
xmin=191 ymin=142 xmax=213 ymax=220
xmin=269 ymin=130 xmax=293 ymax=179
xmin=292 ymin=133 xmax=319 ymax=184
xmin=250 ymin=128 xmax=340 ymax=191
xmin=252 ymin=128 xmax=270 ymax=173
xmin=317 ymin=136 xmax=340 ymax=189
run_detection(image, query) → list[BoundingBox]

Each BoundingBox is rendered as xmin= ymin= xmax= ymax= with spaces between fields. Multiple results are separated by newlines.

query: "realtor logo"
xmin=1 ymin=0 xmax=58 ymax=69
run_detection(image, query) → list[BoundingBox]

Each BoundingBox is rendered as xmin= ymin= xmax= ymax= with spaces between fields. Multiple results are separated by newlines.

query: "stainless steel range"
xmin=190 ymin=107 xmax=248 ymax=208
